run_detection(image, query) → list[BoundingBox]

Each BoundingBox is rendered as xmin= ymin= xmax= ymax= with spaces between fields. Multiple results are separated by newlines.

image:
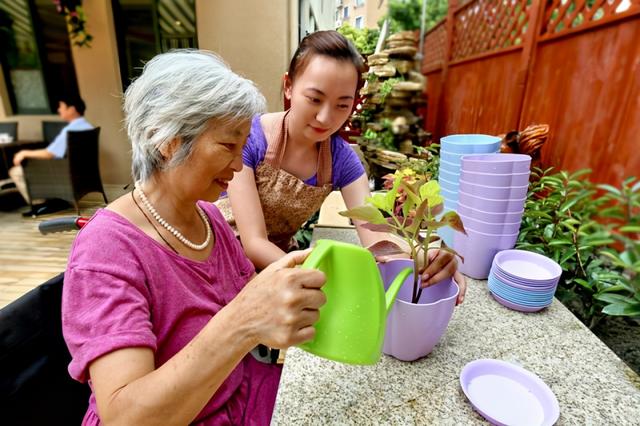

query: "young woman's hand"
xmin=234 ymin=249 xmax=326 ymax=349
xmin=418 ymin=248 xmax=458 ymax=288
xmin=420 ymin=250 xmax=466 ymax=305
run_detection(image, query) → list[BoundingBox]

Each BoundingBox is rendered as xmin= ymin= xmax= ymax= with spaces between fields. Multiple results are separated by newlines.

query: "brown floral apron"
xmin=217 ymin=111 xmax=333 ymax=251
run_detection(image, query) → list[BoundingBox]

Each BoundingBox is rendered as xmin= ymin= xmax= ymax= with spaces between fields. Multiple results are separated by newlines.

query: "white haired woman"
xmin=61 ymin=50 xmax=326 ymax=425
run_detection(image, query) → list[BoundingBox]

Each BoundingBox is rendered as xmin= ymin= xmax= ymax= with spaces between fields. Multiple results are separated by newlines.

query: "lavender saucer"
xmin=460 ymin=359 xmax=560 ymax=426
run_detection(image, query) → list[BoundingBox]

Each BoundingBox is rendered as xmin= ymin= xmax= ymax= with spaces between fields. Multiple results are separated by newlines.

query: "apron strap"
xmin=263 ymin=111 xmax=287 ymax=167
xmin=263 ymin=110 xmax=333 ymax=186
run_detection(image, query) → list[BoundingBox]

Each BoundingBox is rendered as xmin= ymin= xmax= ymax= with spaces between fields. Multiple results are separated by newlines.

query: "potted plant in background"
xmin=340 ymin=169 xmax=466 ymax=361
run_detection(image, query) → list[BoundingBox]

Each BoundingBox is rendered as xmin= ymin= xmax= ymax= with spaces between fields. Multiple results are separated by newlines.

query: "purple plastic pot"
xmin=441 ymin=134 xmax=502 ymax=154
xmin=456 ymin=202 xmax=524 ymax=224
xmin=458 ymin=190 xmax=527 ymax=213
xmin=378 ymin=259 xmax=459 ymax=361
xmin=460 ymin=169 xmax=531 ymax=187
xmin=453 ymin=229 xmax=518 ymax=279
xmin=460 ymin=153 xmax=532 ymax=174
xmin=458 ymin=213 xmax=522 ymax=234
xmin=458 ymin=179 xmax=529 ymax=200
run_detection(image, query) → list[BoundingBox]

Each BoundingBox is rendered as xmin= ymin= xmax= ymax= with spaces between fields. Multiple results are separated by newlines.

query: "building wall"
xmin=196 ymin=0 xmax=295 ymax=114
xmin=300 ymin=0 xmax=337 ymax=37
xmin=337 ymin=0 xmax=387 ymax=29
xmin=1 ymin=0 xmax=298 ymax=186
xmin=70 ymin=0 xmax=129 ymax=186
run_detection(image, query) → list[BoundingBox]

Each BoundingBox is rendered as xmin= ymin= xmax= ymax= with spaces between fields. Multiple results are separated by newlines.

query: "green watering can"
xmin=299 ymin=239 xmax=412 ymax=365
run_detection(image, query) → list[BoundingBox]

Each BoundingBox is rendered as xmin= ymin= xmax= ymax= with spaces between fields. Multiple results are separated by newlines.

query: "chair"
xmin=42 ymin=120 xmax=67 ymax=144
xmin=0 ymin=273 xmax=91 ymax=424
xmin=0 ymin=121 xmax=18 ymax=139
xmin=23 ymin=127 xmax=108 ymax=214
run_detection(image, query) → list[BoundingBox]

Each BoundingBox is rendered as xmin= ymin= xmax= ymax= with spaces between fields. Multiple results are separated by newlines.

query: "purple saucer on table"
xmin=493 ymin=250 xmax=562 ymax=283
xmin=460 ymin=359 xmax=560 ymax=426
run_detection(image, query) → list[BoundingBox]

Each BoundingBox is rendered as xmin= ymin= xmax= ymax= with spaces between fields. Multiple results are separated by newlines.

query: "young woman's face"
xmin=285 ymin=55 xmax=358 ymax=144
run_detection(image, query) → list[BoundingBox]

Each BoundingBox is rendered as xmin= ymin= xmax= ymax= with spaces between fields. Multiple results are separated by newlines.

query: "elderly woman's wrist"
xmin=218 ymin=301 xmax=261 ymax=352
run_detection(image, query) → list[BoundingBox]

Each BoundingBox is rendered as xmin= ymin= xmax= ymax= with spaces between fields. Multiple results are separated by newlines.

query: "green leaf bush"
xmin=518 ymin=168 xmax=640 ymax=327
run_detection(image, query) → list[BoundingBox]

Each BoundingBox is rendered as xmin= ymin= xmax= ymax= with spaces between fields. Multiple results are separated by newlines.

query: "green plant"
xmin=362 ymin=119 xmax=396 ymax=150
xmin=383 ymin=0 xmax=449 ymax=33
xmin=594 ymin=177 xmax=640 ymax=317
xmin=412 ymin=143 xmax=440 ymax=179
xmin=340 ymin=170 xmax=465 ymax=303
xmin=337 ymin=23 xmax=380 ymax=55
xmin=518 ymin=168 xmax=640 ymax=326
xmin=293 ymin=211 xmax=319 ymax=250
xmin=378 ymin=77 xmax=403 ymax=103
xmin=54 ymin=0 xmax=93 ymax=47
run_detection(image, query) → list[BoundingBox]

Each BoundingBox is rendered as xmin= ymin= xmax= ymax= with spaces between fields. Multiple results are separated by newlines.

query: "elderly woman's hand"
xmin=235 ymin=249 xmax=326 ymax=349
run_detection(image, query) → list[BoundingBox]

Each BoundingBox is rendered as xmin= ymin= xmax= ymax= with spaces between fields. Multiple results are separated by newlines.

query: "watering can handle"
xmin=301 ymin=240 xmax=333 ymax=270
xmin=385 ymin=267 xmax=413 ymax=315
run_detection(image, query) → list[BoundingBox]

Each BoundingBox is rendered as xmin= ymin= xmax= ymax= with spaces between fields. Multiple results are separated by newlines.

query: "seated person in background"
xmin=8 ymin=96 xmax=93 ymax=208
xmin=62 ymin=50 xmax=325 ymax=424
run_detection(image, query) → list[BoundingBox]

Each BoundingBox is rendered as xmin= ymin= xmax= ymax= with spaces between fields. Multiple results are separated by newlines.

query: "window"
xmin=355 ymin=16 xmax=363 ymax=28
xmin=356 ymin=0 xmax=365 ymax=7
xmin=0 ymin=0 xmax=80 ymax=114
xmin=112 ymin=0 xmax=197 ymax=90
xmin=343 ymin=6 xmax=349 ymax=18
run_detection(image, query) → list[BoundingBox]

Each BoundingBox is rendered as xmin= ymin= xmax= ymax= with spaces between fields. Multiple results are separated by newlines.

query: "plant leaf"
xmin=361 ymin=222 xmax=393 ymax=233
xmin=602 ymin=303 xmax=640 ymax=316
xmin=366 ymin=240 xmax=406 ymax=258
xmin=366 ymin=193 xmax=389 ymax=212
xmin=440 ymin=211 xmax=466 ymax=234
xmin=339 ymin=205 xmax=386 ymax=224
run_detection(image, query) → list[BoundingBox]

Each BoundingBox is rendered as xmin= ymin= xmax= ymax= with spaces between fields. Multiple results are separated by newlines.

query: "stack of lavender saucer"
xmin=488 ymin=249 xmax=562 ymax=312
xmin=437 ymin=135 xmax=501 ymax=247
xmin=452 ymin=153 xmax=531 ymax=279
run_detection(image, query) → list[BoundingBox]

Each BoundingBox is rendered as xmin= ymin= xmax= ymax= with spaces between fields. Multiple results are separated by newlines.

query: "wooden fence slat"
xmin=421 ymin=0 xmax=640 ymax=185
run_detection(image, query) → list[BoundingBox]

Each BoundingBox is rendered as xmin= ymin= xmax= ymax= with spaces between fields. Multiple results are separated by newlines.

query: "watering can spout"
xmin=385 ymin=267 xmax=413 ymax=315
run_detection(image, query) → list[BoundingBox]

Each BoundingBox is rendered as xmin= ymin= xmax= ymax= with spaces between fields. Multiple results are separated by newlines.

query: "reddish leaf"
xmin=361 ymin=222 xmax=393 ymax=233
xmin=430 ymin=203 xmax=444 ymax=217
xmin=366 ymin=240 xmax=406 ymax=258
xmin=441 ymin=211 xmax=467 ymax=235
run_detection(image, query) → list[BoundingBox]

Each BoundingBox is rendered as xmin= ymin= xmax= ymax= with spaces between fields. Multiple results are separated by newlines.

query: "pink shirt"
xmin=62 ymin=203 xmax=281 ymax=425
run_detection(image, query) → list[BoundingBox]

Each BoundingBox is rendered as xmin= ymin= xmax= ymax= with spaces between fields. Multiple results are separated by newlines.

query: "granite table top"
xmin=271 ymin=227 xmax=640 ymax=425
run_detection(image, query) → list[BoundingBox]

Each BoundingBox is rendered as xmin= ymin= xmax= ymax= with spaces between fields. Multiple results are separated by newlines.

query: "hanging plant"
xmin=53 ymin=0 xmax=93 ymax=47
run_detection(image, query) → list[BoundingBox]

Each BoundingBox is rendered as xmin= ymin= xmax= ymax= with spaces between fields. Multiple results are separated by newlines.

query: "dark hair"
xmin=288 ymin=30 xmax=365 ymax=92
xmin=59 ymin=95 xmax=86 ymax=115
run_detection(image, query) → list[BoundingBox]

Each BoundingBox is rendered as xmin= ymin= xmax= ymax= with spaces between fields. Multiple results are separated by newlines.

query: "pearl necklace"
xmin=136 ymin=183 xmax=212 ymax=251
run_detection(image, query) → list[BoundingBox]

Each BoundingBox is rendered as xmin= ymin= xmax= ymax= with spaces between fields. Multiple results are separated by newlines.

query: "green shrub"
xmin=517 ymin=168 xmax=639 ymax=327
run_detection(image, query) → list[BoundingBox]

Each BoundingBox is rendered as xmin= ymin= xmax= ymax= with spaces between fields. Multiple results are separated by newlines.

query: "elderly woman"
xmin=61 ymin=50 xmax=326 ymax=425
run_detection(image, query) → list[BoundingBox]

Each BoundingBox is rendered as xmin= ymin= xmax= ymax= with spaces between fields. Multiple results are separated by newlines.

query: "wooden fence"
xmin=421 ymin=0 xmax=640 ymax=185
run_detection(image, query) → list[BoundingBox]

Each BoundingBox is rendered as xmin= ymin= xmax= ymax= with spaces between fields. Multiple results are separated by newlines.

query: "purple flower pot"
xmin=453 ymin=228 xmax=519 ymax=279
xmin=378 ymin=259 xmax=459 ymax=361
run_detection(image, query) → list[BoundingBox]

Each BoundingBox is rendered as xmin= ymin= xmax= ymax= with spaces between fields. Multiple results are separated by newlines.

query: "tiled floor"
xmin=0 ymin=201 xmax=100 ymax=308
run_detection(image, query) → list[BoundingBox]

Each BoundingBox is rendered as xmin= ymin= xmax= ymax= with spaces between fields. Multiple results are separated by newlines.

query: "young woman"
xmin=223 ymin=30 xmax=466 ymax=300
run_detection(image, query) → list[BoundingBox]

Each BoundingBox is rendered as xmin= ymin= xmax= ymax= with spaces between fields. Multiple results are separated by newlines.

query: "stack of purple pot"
xmin=488 ymin=249 xmax=562 ymax=312
xmin=453 ymin=154 xmax=531 ymax=279
xmin=437 ymin=135 xmax=501 ymax=247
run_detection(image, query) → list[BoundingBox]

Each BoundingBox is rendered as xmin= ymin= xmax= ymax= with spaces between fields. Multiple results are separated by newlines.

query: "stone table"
xmin=271 ymin=227 xmax=640 ymax=425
